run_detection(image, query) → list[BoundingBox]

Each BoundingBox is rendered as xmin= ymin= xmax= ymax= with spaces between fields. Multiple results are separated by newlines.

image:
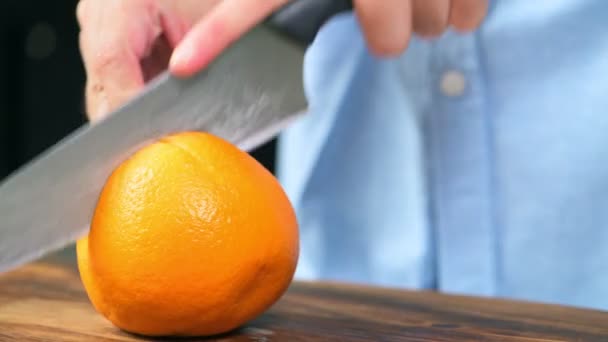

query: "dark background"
xmin=0 ymin=1 xmax=277 ymax=182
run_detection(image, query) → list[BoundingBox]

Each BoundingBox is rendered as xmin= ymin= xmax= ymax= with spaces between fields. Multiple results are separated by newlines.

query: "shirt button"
xmin=440 ymin=70 xmax=467 ymax=97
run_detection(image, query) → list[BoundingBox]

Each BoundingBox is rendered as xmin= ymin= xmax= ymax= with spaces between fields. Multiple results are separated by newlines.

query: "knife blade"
xmin=0 ymin=0 xmax=353 ymax=273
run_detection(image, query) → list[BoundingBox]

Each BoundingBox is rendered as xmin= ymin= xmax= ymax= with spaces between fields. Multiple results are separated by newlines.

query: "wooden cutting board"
xmin=1 ymin=254 xmax=608 ymax=341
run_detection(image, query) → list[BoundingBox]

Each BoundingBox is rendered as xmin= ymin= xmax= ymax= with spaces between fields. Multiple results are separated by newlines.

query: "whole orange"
xmin=76 ymin=131 xmax=299 ymax=337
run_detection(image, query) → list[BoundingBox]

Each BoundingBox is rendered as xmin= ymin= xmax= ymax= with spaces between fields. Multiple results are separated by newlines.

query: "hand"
xmin=77 ymin=0 xmax=487 ymax=121
xmin=353 ymin=0 xmax=488 ymax=56
xmin=77 ymin=0 xmax=288 ymax=121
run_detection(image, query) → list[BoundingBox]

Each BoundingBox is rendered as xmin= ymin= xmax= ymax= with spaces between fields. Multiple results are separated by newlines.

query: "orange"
xmin=76 ymin=131 xmax=299 ymax=337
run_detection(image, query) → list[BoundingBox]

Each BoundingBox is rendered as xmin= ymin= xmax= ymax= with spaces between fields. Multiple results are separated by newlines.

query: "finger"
xmin=157 ymin=0 xmax=210 ymax=49
xmin=78 ymin=0 xmax=160 ymax=121
xmin=354 ymin=0 xmax=412 ymax=57
xmin=169 ymin=0 xmax=288 ymax=78
xmin=80 ymin=37 xmax=144 ymax=122
xmin=158 ymin=6 xmax=191 ymax=49
xmin=412 ymin=0 xmax=450 ymax=38
xmin=448 ymin=0 xmax=488 ymax=32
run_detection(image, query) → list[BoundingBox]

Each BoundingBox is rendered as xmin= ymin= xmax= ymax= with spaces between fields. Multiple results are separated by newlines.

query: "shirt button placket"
xmin=426 ymin=33 xmax=498 ymax=296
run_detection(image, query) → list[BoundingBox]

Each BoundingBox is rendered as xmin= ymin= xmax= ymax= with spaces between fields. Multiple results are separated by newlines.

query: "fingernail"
xmin=169 ymin=42 xmax=193 ymax=75
xmin=91 ymin=101 xmax=109 ymax=122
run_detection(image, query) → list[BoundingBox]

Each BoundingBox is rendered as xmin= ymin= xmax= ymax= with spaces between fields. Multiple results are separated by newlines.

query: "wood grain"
xmin=1 ymin=254 xmax=607 ymax=341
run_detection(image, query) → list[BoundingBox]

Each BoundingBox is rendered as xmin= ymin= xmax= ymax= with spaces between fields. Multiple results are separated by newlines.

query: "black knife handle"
xmin=268 ymin=0 xmax=354 ymax=45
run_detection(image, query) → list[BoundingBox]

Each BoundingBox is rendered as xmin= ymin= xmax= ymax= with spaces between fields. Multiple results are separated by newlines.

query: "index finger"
xmin=80 ymin=34 xmax=144 ymax=121
xmin=78 ymin=0 xmax=159 ymax=121
xmin=169 ymin=0 xmax=288 ymax=78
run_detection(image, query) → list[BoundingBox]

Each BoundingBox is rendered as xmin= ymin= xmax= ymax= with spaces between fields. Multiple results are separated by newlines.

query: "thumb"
xmin=168 ymin=0 xmax=288 ymax=78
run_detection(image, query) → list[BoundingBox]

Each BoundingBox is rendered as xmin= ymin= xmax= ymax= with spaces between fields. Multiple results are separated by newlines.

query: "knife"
xmin=0 ymin=0 xmax=353 ymax=273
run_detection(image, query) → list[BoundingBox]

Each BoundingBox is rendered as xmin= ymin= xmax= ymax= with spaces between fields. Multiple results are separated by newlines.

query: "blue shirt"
xmin=275 ymin=0 xmax=608 ymax=311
